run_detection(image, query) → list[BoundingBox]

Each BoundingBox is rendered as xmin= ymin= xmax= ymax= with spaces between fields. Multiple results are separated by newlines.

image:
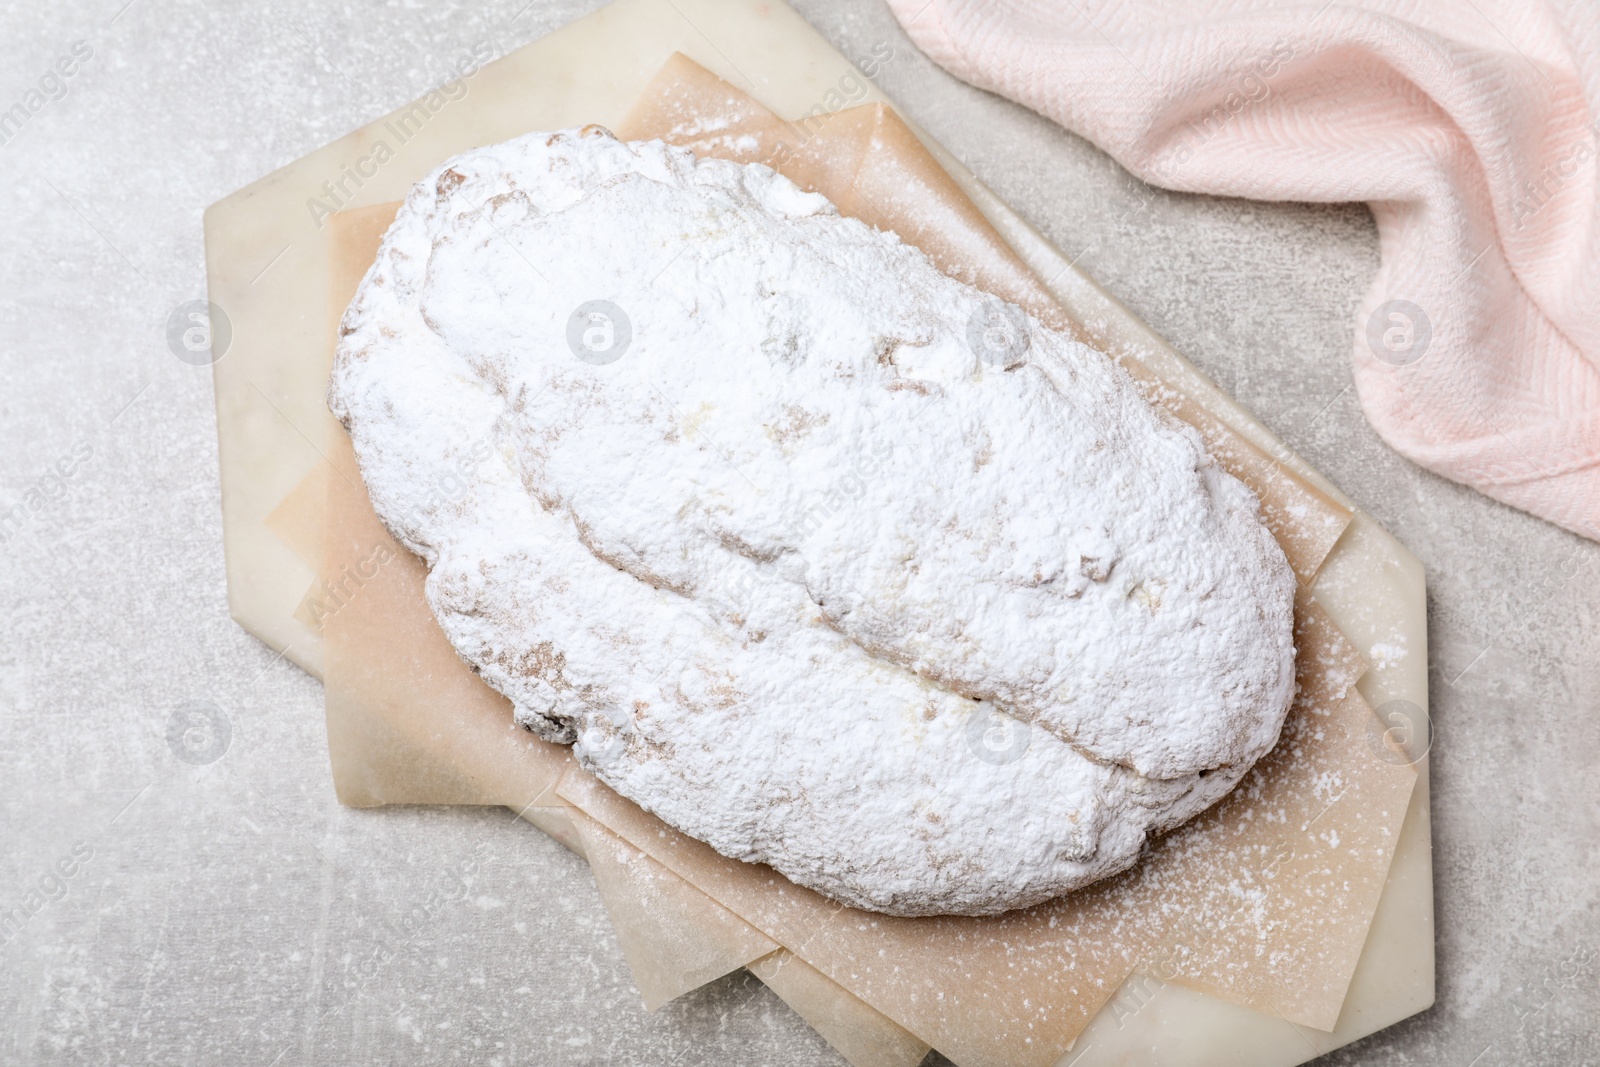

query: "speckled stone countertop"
xmin=1 ymin=1 xmax=1596 ymax=1064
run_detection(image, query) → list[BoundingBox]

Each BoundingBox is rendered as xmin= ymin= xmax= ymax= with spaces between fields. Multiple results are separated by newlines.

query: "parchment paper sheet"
xmin=287 ymin=54 xmax=1419 ymax=1067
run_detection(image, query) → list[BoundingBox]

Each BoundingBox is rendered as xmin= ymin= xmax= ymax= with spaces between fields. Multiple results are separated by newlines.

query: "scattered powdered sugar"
xmin=328 ymin=126 xmax=1298 ymax=916
xmin=1369 ymin=640 xmax=1408 ymax=669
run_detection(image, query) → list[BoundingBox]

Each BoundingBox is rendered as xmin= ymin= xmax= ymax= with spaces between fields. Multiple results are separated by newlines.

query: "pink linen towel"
xmin=887 ymin=0 xmax=1600 ymax=540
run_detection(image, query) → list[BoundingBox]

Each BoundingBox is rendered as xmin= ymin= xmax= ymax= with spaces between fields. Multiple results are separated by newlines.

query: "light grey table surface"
xmin=1 ymin=1 xmax=1596 ymax=1064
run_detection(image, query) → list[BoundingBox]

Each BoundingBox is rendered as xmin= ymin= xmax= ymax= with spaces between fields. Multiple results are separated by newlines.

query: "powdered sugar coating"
xmin=329 ymin=126 xmax=1297 ymax=915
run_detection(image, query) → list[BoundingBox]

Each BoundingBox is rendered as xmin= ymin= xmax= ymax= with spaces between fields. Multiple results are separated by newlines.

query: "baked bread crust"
xmin=329 ymin=127 xmax=1297 ymax=916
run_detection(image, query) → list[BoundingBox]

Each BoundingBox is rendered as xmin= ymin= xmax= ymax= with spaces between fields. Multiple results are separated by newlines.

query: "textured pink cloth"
xmin=888 ymin=0 xmax=1600 ymax=539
